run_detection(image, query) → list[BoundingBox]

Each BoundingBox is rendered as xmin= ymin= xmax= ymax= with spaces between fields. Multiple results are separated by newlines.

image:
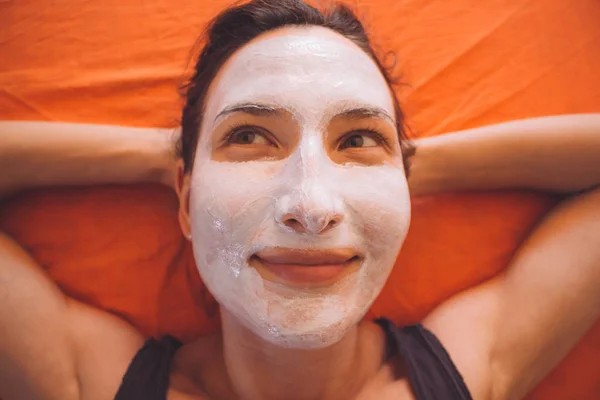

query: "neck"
xmin=219 ymin=308 xmax=380 ymax=400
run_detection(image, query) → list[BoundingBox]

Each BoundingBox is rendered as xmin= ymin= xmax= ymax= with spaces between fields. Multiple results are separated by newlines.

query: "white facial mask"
xmin=189 ymin=27 xmax=411 ymax=349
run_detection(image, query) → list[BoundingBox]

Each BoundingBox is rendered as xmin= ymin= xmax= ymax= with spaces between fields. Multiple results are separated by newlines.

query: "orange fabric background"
xmin=1 ymin=0 xmax=599 ymax=398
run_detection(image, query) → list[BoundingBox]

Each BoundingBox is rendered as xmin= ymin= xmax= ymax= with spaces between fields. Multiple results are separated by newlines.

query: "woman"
xmin=0 ymin=0 xmax=599 ymax=399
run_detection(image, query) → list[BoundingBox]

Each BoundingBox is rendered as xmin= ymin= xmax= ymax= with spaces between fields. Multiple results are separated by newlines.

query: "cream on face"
xmin=189 ymin=27 xmax=411 ymax=349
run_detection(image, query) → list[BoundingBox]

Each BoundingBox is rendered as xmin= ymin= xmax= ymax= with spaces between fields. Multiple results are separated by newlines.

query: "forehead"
xmin=203 ymin=26 xmax=395 ymax=127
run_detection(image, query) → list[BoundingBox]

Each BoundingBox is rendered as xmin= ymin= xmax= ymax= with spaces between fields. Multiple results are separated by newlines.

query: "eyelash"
xmin=223 ymin=122 xmax=275 ymax=146
xmin=338 ymin=127 xmax=391 ymax=149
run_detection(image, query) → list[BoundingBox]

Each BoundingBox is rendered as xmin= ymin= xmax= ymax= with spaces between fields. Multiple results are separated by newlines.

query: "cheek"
xmin=189 ymin=161 xmax=281 ymax=227
xmin=343 ymin=168 xmax=411 ymax=253
xmin=360 ymin=197 xmax=410 ymax=255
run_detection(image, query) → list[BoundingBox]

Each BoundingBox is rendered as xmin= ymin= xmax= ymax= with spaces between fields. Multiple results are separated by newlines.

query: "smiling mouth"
xmin=249 ymin=248 xmax=362 ymax=288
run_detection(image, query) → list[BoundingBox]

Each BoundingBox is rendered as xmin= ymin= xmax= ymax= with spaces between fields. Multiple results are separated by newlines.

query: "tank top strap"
xmin=114 ymin=335 xmax=182 ymax=400
xmin=375 ymin=318 xmax=472 ymax=400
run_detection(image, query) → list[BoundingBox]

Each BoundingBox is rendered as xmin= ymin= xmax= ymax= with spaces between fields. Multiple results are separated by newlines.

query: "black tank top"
xmin=114 ymin=318 xmax=472 ymax=400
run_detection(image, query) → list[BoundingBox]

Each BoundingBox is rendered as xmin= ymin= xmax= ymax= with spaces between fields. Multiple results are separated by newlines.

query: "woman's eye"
xmin=339 ymin=133 xmax=380 ymax=149
xmin=228 ymin=128 xmax=270 ymax=145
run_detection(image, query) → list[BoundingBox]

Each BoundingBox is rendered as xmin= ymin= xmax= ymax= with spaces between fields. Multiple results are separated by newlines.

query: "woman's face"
xmin=179 ymin=26 xmax=411 ymax=349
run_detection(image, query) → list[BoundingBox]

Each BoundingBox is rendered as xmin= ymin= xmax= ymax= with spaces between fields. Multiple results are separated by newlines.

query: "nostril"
xmin=323 ymin=219 xmax=338 ymax=233
xmin=283 ymin=217 xmax=307 ymax=233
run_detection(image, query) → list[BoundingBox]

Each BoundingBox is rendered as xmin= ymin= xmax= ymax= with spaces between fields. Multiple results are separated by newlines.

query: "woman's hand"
xmin=154 ymin=127 xmax=179 ymax=191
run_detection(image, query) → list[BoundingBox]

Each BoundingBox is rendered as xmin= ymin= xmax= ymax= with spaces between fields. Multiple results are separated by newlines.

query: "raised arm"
xmin=0 ymin=121 xmax=174 ymax=399
xmin=415 ymin=114 xmax=600 ymax=400
xmin=0 ymin=121 xmax=176 ymax=198
xmin=409 ymin=113 xmax=600 ymax=196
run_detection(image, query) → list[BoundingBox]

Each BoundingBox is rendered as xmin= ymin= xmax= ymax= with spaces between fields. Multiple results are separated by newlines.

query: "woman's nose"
xmin=280 ymin=208 xmax=343 ymax=234
xmin=275 ymin=185 xmax=344 ymax=235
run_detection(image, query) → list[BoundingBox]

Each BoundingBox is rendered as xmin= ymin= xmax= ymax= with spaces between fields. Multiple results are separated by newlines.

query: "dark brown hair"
xmin=177 ymin=0 xmax=414 ymax=173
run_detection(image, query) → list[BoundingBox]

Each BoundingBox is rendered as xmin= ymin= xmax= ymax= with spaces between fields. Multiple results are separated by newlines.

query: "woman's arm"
xmin=417 ymin=114 xmax=600 ymax=400
xmin=0 ymin=121 xmax=177 ymax=198
xmin=409 ymin=113 xmax=600 ymax=196
xmin=0 ymin=121 xmax=173 ymax=398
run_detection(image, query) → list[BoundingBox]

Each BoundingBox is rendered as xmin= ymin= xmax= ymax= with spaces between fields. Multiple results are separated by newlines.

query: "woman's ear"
xmin=175 ymin=159 xmax=192 ymax=240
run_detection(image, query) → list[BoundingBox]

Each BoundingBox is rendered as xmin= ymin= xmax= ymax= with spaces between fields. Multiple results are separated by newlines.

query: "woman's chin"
xmin=237 ymin=291 xmax=369 ymax=350
xmin=252 ymin=315 xmax=353 ymax=350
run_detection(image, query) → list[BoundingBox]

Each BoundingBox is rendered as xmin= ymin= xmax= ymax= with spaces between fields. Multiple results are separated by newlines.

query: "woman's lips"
xmin=250 ymin=248 xmax=361 ymax=287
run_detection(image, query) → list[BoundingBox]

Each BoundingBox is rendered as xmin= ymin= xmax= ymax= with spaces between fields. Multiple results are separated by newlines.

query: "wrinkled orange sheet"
xmin=1 ymin=0 xmax=599 ymax=398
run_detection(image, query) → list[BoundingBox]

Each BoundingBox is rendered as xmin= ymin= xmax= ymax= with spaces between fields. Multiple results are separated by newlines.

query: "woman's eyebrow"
xmin=214 ymin=102 xmax=284 ymax=124
xmin=334 ymin=107 xmax=395 ymax=126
